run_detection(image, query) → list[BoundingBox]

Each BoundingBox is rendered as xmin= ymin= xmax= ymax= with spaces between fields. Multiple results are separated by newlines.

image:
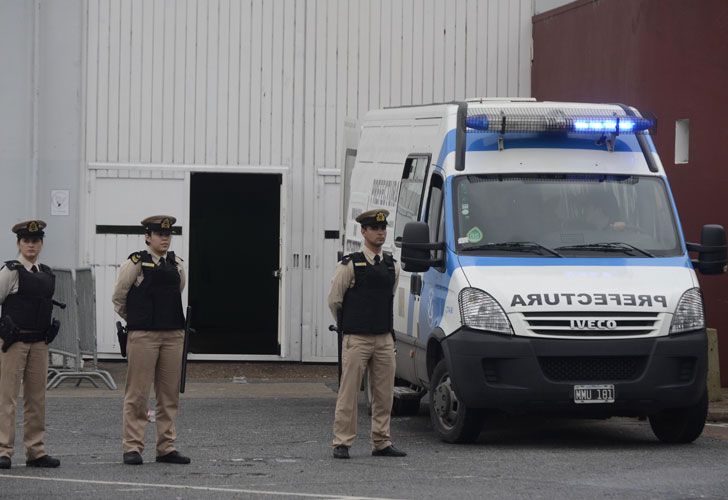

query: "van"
xmin=340 ymin=99 xmax=727 ymax=443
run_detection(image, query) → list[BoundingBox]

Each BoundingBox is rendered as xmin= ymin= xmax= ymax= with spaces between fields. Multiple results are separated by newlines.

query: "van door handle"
xmin=410 ymin=274 xmax=422 ymax=296
xmin=272 ymin=269 xmax=282 ymax=279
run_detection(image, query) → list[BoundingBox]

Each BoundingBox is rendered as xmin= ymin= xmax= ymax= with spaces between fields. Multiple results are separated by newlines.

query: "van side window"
xmin=425 ymin=174 xmax=445 ymax=268
xmin=394 ymin=155 xmax=430 ymax=240
xmin=342 ymin=149 xmax=357 ymax=224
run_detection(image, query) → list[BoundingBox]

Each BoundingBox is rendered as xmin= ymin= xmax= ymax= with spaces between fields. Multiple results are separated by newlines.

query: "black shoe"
xmin=156 ymin=450 xmax=191 ymax=464
xmin=372 ymin=445 xmax=407 ymax=457
xmin=332 ymin=445 xmax=350 ymax=459
xmin=26 ymin=455 xmax=60 ymax=468
xmin=123 ymin=451 xmax=143 ymax=465
xmin=0 ymin=456 xmax=10 ymax=469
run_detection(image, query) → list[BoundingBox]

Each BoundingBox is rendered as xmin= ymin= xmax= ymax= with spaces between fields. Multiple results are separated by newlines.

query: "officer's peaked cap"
xmin=12 ymin=220 xmax=47 ymax=239
xmin=141 ymin=215 xmax=176 ymax=234
xmin=356 ymin=209 xmax=390 ymax=227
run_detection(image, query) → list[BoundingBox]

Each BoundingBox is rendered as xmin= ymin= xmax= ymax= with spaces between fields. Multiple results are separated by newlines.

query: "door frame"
xmin=87 ymin=162 xmax=291 ymax=361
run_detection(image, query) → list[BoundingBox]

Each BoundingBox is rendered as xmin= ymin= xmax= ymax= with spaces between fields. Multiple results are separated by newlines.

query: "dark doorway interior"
xmin=189 ymin=173 xmax=281 ymax=354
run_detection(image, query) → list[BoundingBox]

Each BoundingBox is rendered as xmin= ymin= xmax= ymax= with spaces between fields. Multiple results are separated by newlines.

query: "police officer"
xmin=0 ymin=220 xmax=61 ymax=469
xmin=328 ymin=209 xmax=407 ymax=459
xmin=112 ymin=215 xmax=191 ymax=465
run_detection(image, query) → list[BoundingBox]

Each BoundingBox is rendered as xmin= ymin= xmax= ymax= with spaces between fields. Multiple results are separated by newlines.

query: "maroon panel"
xmin=533 ymin=0 xmax=728 ymax=385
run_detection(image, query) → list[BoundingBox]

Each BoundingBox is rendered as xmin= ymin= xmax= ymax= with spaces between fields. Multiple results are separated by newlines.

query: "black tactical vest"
xmin=341 ymin=252 xmax=396 ymax=335
xmin=126 ymin=251 xmax=185 ymax=331
xmin=1 ymin=260 xmax=55 ymax=333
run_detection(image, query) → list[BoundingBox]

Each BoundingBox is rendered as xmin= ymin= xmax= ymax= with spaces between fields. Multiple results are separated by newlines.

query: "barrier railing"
xmin=47 ymin=268 xmax=116 ymax=390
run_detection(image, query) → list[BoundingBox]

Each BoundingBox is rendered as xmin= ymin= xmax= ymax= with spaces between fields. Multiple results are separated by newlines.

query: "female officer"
xmin=112 ymin=215 xmax=190 ymax=466
xmin=0 ymin=220 xmax=61 ymax=469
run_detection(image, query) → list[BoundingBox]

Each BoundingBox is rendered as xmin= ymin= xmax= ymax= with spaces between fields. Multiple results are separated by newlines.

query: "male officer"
xmin=0 ymin=220 xmax=61 ymax=469
xmin=328 ymin=209 xmax=406 ymax=459
xmin=112 ymin=215 xmax=191 ymax=465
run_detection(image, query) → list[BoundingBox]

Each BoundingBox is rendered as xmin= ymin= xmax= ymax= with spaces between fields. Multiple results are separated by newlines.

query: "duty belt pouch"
xmin=0 ymin=316 xmax=21 ymax=353
xmin=45 ymin=318 xmax=61 ymax=344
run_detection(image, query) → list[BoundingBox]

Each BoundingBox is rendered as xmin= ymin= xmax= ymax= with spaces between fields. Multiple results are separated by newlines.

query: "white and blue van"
xmin=341 ymin=99 xmax=726 ymax=443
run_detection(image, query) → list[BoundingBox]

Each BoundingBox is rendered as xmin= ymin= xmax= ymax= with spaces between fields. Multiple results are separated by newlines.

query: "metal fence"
xmin=47 ymin=268 xmax=116 ymax=390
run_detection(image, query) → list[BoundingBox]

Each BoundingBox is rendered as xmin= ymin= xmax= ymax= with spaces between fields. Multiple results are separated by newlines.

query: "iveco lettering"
xmin=340 ymin=99 xmax=727 ymax=444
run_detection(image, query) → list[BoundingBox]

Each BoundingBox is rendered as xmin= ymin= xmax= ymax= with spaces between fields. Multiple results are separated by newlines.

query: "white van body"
xmin=341 ymin=100 xmax=725 ymax=443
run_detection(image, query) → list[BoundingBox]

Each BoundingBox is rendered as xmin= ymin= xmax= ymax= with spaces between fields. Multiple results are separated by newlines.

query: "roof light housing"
xmin=465 ymin=107 xmax=655 ymax=135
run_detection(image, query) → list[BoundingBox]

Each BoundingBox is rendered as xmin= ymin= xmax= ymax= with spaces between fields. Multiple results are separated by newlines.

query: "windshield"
xmin=453 ymin=174 xmax=681 ymax=257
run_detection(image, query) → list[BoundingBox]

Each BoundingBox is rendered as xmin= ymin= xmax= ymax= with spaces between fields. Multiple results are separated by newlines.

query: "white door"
xmin=88 ymin=168 xmax=188 ymax=355
xmin=306 ymin=169 xmax=341 ymax=362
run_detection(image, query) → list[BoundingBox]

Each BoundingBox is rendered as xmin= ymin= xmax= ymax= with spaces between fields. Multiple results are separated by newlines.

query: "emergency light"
xmin=465 ymin=108 xmax=654 ymax=135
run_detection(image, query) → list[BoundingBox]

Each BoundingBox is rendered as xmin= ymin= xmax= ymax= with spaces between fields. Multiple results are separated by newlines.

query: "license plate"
xmin=573 ymin=384 xmax=615 ymax=404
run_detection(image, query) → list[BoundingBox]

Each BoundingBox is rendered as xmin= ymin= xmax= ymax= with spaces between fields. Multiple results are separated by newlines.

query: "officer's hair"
xmin=144 ymin=231 xmax=151 ymax=246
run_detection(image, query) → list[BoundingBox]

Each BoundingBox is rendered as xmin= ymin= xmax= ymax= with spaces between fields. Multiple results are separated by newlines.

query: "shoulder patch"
xmin=128 ymin=252 xmax=141 ymax=264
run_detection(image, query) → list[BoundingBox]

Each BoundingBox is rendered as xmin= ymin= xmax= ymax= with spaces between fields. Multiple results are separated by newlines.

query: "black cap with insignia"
xmin=12 ymin=220 xmax=47 ymax=240
xmin=356 ymin=209 xmax=390 ymax=228
xmin=141 ymin=215 xmax=176 ymax=235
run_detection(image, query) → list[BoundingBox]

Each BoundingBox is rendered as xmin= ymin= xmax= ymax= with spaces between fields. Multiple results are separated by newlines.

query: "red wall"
xmin=532 ymin=0 xmax=728 ymax=385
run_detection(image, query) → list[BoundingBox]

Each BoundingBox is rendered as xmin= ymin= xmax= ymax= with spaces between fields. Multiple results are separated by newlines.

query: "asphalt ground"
xmin=1 ymin=365 xmax=728 ymax=499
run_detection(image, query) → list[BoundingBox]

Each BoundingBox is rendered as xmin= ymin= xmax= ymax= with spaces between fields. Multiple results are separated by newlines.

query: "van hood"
xmin=456 ymin=258 xmax=696 ymax=315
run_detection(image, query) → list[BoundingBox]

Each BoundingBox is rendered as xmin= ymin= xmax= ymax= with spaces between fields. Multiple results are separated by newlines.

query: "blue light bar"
xmin=465 ymin=108 xmax=654 ymax=135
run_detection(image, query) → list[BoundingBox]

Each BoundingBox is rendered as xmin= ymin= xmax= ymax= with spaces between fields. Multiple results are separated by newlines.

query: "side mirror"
xmin=687 ymin=224 xmax=727 ymax=275
xmin=400 ymin=221 xmax=444 ymax=272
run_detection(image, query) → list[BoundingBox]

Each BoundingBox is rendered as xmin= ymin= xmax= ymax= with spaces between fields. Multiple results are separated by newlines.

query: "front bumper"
xmin=442 ymin=328 xmax=707 ymax=416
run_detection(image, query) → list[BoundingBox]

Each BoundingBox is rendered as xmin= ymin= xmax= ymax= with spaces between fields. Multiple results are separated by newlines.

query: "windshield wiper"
xmin=554 ymin=242 xmax=655 ymax=257
xmin=460 ymin=241 xmax=563 ymax=257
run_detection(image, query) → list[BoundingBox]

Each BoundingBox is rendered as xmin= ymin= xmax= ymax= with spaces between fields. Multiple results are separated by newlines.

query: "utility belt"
xmin=0 ymin=316 xmax=60 ymax=353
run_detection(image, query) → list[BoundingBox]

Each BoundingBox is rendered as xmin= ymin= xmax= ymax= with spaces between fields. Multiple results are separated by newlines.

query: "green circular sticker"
xmin=467 ymin=227 xmax=483 ymax=243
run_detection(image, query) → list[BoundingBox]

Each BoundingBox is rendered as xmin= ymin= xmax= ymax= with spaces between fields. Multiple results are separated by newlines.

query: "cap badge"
xmin=28 ymin=221 xmax=39 ymax=233
xmin=375 ymin=212 xmax=386 ymax=222
xmin=161 ymin=218 xmax=171 ymax=229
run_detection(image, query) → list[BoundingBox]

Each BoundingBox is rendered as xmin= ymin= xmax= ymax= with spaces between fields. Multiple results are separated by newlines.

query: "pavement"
xmin=0 ymin=361 xmax=725 ymax=499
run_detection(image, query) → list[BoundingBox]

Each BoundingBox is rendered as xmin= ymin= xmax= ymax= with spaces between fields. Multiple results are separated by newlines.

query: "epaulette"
xmin=340 ymin=252 xmax=359 ymax=265
xmin=128 ymin=252 xmax=142 ymax=264
xmin=39 ymin=263 xmax=53 ymax=274
xmin=3 ymin=260 xmax=21 ymax=271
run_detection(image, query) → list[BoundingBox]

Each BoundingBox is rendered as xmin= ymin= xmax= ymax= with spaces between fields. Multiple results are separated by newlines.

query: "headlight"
xmin=669 ymin=288 xmax=705 ymax=334
xmin=458 ymin=288 xmax=513 ymax=335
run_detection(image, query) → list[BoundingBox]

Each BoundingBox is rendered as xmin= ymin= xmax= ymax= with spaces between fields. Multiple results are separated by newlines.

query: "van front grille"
xmin=539 ymin=356 xmax=647 ymax=382
xmin=522 ymin=311 xmax=660 ymax=337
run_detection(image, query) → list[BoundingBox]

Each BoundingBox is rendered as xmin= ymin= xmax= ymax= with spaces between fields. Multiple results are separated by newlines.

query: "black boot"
xmin=123 ymin=451 xmax=143 ymax=465
xmin=0 ymin=456 xmax=10 ymax=469
xmin=156 ymin=450 xmax=191 ymax=464
xmin=333 ymin=445 xmax=350 ymax=459
xmin=26 ymin=455 xmax=61 ymax=468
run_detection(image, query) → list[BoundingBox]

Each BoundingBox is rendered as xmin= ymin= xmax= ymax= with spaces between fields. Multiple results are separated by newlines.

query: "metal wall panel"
xmin=84 ymin=0 xmax=533 ymax=360
xmin=85 ymin=0 xmax=532 ymax=167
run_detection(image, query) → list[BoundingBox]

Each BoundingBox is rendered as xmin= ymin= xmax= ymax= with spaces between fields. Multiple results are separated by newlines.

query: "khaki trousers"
xmin=333 ymin=333 xmax=395 ymax=451
xmin=122 ymin=330 xmax=184 ymax=455
xmin=0 ymin=339 xmax=49 ymax=460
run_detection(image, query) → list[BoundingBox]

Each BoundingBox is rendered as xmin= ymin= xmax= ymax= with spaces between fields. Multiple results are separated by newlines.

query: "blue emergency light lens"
xmin=572 ymin=118 xmax=649 ymax=134
xmin=466 ymin=115 xmax=490 ymax=131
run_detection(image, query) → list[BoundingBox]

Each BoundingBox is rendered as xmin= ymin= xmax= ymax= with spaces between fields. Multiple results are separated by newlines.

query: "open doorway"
xmin=188 ymin=173 xmax=281 ymax=355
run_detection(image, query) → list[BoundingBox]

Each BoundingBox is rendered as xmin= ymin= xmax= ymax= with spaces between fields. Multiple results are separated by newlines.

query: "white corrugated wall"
xmin=83 ymin=0 xmax=533 ymax=359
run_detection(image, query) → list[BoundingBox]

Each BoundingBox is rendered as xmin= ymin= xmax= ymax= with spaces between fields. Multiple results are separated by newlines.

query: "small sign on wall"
xmin=51 ymin=190 xmax=70 ymax=216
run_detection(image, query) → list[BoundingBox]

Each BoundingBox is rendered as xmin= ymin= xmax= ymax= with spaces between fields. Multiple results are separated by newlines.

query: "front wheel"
xmin=649 ymin=389 xmax=708 ymax=444
xmin=429 ymin=359 xmax=484 ymax=443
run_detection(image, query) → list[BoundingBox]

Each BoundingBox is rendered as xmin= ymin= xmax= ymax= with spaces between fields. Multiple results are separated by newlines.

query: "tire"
xmin=649 ymin=389 xmax=708 ymax=444
xmin=429 ymin=359 xmax=484 ymax=443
